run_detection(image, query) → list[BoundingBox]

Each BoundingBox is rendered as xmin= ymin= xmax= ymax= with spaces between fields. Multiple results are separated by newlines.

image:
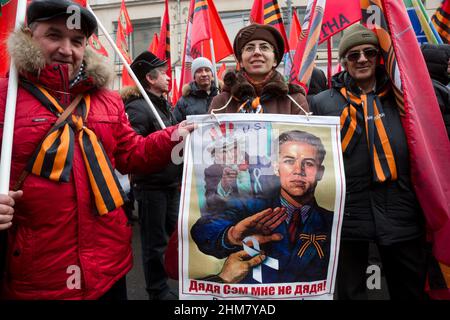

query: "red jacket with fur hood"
xmin=0 ymin=28 xmax=178 ymax=299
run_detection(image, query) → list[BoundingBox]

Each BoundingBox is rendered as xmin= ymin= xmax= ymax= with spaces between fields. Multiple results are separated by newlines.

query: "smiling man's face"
xmin=31 ymin=17 xmax=87 ymax=81
xmin=343 ymin=44 xmax=379 ymax=86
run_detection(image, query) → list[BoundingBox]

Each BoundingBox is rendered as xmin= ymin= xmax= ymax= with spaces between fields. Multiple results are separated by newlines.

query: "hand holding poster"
xmin=179 ymin=114 xmax=345 ymax=299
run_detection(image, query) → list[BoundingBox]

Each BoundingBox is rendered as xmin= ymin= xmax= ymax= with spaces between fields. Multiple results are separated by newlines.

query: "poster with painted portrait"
xmin=179 ymin=114 xmax=345 ymax=300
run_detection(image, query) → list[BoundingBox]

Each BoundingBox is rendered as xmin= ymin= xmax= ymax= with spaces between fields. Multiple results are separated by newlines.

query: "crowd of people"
xmin=0 ymin=0 xmax=448 ymax=300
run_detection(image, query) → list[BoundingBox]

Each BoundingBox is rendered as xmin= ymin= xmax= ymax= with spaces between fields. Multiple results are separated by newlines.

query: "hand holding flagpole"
xmin=0 ymin=0 xmax=28 ymax=195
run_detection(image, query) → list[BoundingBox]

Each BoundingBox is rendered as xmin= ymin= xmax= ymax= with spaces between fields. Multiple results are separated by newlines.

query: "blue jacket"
xmin=191 ymin=195 xmax=333 ymax=283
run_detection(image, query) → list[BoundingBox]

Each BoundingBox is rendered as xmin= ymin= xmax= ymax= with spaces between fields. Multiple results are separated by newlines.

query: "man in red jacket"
xmin=0 ymin=0 xmax=192 ymax=300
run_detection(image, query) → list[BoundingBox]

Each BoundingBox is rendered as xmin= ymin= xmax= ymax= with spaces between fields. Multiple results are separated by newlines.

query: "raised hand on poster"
xmin=226 ymin=207 xmax=287 ymax=246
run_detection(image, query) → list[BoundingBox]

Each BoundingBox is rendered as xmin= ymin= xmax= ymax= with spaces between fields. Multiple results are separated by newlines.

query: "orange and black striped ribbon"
xmin=22 ymin=81 xmax=125 ymax=215
xmin=297 ymin=234 xmax=327 ymax=259
xmin=432 ymin=0 xmax=450 ymax=43
xmin=339 ymin=87 xmax=398 ymax=183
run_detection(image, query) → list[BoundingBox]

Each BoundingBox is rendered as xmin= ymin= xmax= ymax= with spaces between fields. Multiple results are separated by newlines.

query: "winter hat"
xmin=191 ymin=57 xmax=214 ymax=78
xmin=130 ymin=51 xmax=167 ymax=83
xmin=27 ymin=0 xmax=97 ymax=37
xmin=339 ymin=24 xmax=379 ymax=59
xmin=233 ymin=24 xmax=285 ymax=66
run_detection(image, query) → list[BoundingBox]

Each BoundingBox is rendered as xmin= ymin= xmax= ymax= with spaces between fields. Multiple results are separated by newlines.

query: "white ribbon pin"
xmin=242 ymin=236 xmax=279 ymax=283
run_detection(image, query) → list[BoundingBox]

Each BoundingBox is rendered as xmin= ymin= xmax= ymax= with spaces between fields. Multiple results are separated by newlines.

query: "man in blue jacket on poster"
xmin=191 ymin=130 xmax=334 ymax=284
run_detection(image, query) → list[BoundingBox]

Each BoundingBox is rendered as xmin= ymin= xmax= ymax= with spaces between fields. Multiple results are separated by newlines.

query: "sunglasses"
xmin=345 ymin=48 xmax=379 ymax=62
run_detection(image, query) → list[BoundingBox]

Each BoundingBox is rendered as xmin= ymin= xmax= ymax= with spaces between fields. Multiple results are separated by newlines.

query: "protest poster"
xmin=179 ymin=114 xmax=345 ymax=300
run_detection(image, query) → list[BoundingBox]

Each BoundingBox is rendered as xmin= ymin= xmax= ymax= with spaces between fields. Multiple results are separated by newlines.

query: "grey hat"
xmin=191 ymin=57 xmax=214 ymax=78
xmin=339 ymin=24 xmax=379 ymax=59
xmin=27 ymin=0 xmax=97 ymax=37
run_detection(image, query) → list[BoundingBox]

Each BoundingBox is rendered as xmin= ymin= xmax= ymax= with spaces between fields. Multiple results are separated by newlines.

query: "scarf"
xmin=22 ymin=80 xmax=125 ymax=215
xmin=236 ymin=71 xmax=277 ymax=114
xmin=340 ymin=86 xmax=398 ymax=183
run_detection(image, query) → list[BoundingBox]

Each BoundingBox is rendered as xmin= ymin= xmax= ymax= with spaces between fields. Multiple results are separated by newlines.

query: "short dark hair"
xmin=276 ymin=130 xmax=326 ymax=165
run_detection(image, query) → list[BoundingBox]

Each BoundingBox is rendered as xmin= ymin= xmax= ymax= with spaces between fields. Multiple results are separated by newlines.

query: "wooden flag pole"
xmin=0 ymin=0 xmax=28 ymax=194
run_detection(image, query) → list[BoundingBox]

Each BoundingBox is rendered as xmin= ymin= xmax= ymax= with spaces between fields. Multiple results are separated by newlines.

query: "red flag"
xmin=0 ymin=0 xmax=17 ymax=77
xmin=377 ymin=0 xmax=450 ymax=298
xmin=250 ymin=0 xmax=263 ymax=23
xmin=88 ymin=33 xmax=108 ymax=57
xmin=157 ymin=0 xmax=172 ymax=92
xmin=250 ymin=0 xmax=290 ymax=52
xmin=206 ymin=0 xmax=233 ymax=62
xmin=263 ymin=0 xmax=290 ymax=52
xmin=119 ymin=0 xmax=133 ymax=36
xmin=116 ymin=21 xmax=134 ymax=87
xmin=319 ymin=0 xmax=361 ymax=44
xmin=179 ymin=0 xmax=232 ymax=94
xmin=148 ymin=32 xmax=159 ymax=54
xmin=289 ymin=10 xmax=302 ymax=50
xmin=191 ymin=0 xmax=211 ymax=50
xmin=171 ymin=78 xmax=179 ymax=106
xmin=217 ymin=62 xmax=226 ymax=80
xmin=72 ymin=0 xmax=87 ymax=6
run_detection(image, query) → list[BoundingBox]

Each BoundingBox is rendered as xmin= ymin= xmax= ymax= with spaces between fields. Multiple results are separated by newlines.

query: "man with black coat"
xmin=173 ymin=57 xmax=219 ymax=122
xmin=421 ymin=43 xmax=450 ymax=139
xmin=122 ymin=51 xmax=181 ymax=300
xmin=310 ymin=24 xmax=427 ymax=300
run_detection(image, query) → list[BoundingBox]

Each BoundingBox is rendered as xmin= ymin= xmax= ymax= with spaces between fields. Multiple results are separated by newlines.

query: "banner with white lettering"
xmin=179 ymin=114 xmax=345 ymax=300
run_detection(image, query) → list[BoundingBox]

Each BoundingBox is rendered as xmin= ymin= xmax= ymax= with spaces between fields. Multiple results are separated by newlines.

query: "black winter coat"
xmin=172 ymin=81 xmax=219 ymax=122
xmin=122 ymin=87 xmax=182 ymax=190
xmin=310 ymin=69 xmax=425 ymax=244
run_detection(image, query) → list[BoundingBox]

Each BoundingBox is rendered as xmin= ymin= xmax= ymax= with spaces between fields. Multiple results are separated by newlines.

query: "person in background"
xmin=421 ymin=43 xmax=450 ymax=139
xmin=122 ymin=51 xmax=181 ymax=300
xmin=173 ymin=57 xmax=219 ymax=122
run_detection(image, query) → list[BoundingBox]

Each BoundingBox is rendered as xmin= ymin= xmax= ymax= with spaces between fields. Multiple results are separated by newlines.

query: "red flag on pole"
xmin=362 ymin=0 xmax=450 ymax=299
xmin=179 ymin=0 xmax=232 ymax=94
xmin=191 ymin=0 xmax=211 ymax=50
xmin=157 ymin=0 xmax=172 ymax=92
xmin=148 ymin=32 xmax=159 ymax=54
xmin=0 ymin=0 xmax=18 ymax=77
xmin=250 ymin=0 xmax=290 ymax=52
xmin=288 ymin=10 xmax=302 ymax=50
xmin=206 ymin=0 xmax=233 ymax=62
xmin=119 ymin=0 xmax=133 ymax=36
xmin=88 ymin=33 xmax=109 ymax=57
xmin=171 ymin=78 xmax=179 ymax=105
xmin=116 ymin=7 xmax=134 ymax=87
xmin=318 ymin=0 xmax=361 ymax=44
xmin=250 ymin=0 xmax=263 ymax=23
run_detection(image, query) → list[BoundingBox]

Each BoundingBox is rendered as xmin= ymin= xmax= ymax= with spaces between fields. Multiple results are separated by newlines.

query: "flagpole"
xmin=209 ymin=38 xmax=219 ymax=89
xmin=86 ymin=5 xmax=166 ymax=129
xmin=0 ymin=0 xmax=27 ymax=195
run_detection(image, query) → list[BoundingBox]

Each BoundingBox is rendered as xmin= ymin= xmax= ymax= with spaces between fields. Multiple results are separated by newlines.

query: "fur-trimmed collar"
xmin=120 ymin=85 xmax=142 ymax=101
xmin=7 ymin=27 xmax=112 ymax=89
xmin=223 ymin=70 xmax=305 ymax=100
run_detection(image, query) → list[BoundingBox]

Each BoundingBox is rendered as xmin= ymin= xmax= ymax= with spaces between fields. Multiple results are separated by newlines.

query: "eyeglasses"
xmin=345 ymin=48 xmax=379 ymax=62
xmin=242 ymin=43 xmax=274 ymax=54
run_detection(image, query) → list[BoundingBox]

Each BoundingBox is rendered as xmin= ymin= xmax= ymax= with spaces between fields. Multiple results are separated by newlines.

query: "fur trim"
xmin=224 ymin=70 xmax=294 ymax=99
xmin=120 ymin=86 xmax=141 ymax=101
xmin=7 ymin=27 xmax=112 ymax=88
